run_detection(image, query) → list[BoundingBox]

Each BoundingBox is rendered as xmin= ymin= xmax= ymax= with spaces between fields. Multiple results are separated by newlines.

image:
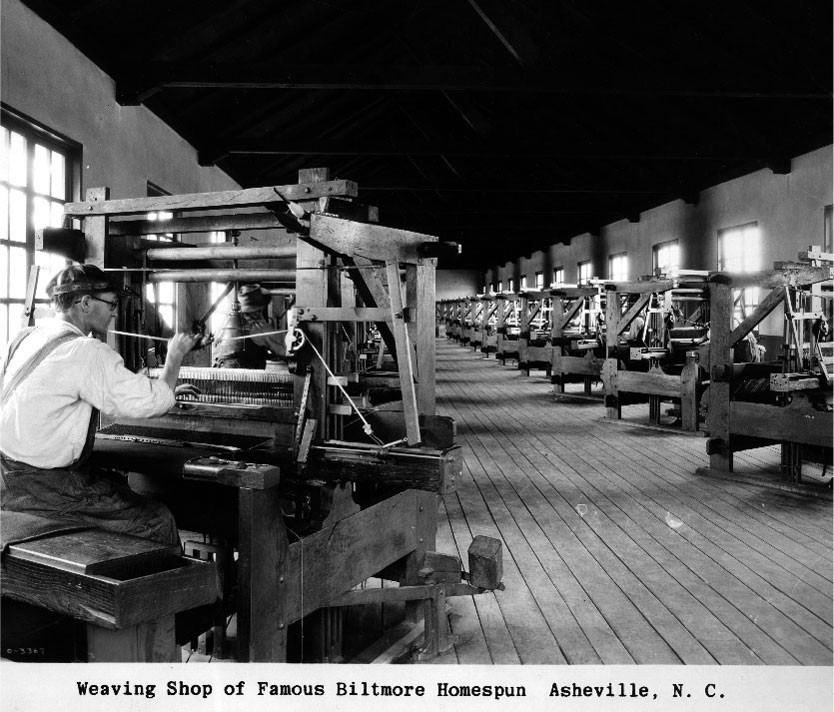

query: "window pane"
xmin=719 ymin=225 xmax=759 ymax=272
xmin=51 ymin=200 xmax=64 ymax=228
xmin=9 ymin=188 xmax=26 ymax=242
xmin=33 ymin=195 xmax=50 ymax=231
xmin=8 ymin=302 xmax=24 ymax=332
xmin=9 ymin=132 xmax=26 ymax=187
xmin=51 ymin=151 xmax=65 ymax=199
xmin=0 ymin=244 xmax=8 ymax=297
xmin=0 ymin=185 xmax=7 ymax=241
xmin=33 ymin=144 xmax=50 ymax=195
xmin=35 ymin=252 xmax=65 ymax=300
xmin=145 ymin=284 xmax=156 ymax=302
xmin=157 ymin=282 xmax=174 ymax=303
xmin=9 ymin=246 xmax=27 ymax=297
xmin=0 ymin=127 xmax=8 ymax=183
xmin=158 ymin=305 xmax=174 ymax=329
xmin=609 ymin=254 xmax=627 ymax=280
xmin=0 ymin=304 xmax=7 ymax=348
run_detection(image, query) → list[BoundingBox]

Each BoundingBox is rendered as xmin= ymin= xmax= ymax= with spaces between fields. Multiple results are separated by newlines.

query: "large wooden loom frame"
xmin=476 ymin=294 xmax=499 ymax=354
xmin=602 ymin=277 xmax=706 ymax=431
xmin=59 ymin=168 xmax=465 ymax=662
xmin=515 ymin=289 xmax=553 ymax=376
xmin=494 ymin=292 xmax=521 ymax=363
xmin=703 ymin=260 xmax=832 ymax=480
xmin=550 ymin=285 xmax=605 ymax=397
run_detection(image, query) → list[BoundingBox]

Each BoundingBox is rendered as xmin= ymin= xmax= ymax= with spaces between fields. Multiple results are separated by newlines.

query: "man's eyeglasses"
xmin=89 ymin=295 xmax=120 ymax=312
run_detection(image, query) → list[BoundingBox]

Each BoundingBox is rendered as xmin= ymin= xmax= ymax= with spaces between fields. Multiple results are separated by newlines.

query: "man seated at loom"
xmin=0 ymin=264 xmax=201 ymax=546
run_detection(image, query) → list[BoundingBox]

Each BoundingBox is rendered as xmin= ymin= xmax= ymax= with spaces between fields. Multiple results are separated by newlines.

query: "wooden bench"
xmin=1 ymin=530 xmax=220 ymax=662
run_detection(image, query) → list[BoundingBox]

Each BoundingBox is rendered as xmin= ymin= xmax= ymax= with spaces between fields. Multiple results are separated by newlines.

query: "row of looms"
xmin=438 ymin=251 xmax=832 ymax=485
xmin=2 ymin=169 xmax=505 ymax=663
xmin=438 ymin=273 xmax=710 ymax=430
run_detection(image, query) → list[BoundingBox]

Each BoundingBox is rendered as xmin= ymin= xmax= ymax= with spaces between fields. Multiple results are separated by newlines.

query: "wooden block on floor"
xmin=468 ymin=536 xmax=503 ymax=590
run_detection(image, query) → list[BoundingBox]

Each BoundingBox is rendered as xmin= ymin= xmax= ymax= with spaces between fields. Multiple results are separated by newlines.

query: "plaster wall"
xmin=486 ymin=146 xmax=832 ymax=337
xmin=437 ymin=269 xmax=482 ymax=300
xmin=1 ymin=0 xmax=239 ymax=198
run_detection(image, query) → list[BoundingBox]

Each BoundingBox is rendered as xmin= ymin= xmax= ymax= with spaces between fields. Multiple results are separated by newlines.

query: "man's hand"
xmin=175 ymin=383 xmax=201 ymax=400
xmin=167 ymin=332 xmax=202 ymax=362
xmin=159 ymin=332 xmax=201 ymax=393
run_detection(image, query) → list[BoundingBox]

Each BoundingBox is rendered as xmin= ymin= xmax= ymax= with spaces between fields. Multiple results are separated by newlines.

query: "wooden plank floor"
xmin=426 ymin=339 xmax=833 ymax=665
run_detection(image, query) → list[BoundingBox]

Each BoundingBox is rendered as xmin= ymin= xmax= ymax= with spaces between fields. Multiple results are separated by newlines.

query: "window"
xmin=608 ymin=253 xmax=628 ymax=281
xmin=209 ymin=231 xmax=229 ymax=333
xmin=718 ymin=222 xmax=761 ymax=323
xmin=535 ymin=271 xmax=544 ymax=289
xmin=653 ymin=240 xmax=680 ymax=275
xmin=144 ymin=211 xmax=174 ymax=242
xmin=520 ymin=275 xmax=528 ymax=290
xmin=718 ymin=223 xmax=760 ymax=273
xmin=577 ymin=261 xmax=592 ymax=285
xmin=822 ymin=205 xmax=834 ymax=325
xmin=508 ymin=278 xmax=514 ymax=292
xmin=498 ymin=280 xmax=504 ymax=292
xmin=1 ymin=112 xmax=76 ymax=348
xmin=143 ymin=183 xmax=177 ymax=329
xmin=552 ymin=267 xmax=564 ymax=286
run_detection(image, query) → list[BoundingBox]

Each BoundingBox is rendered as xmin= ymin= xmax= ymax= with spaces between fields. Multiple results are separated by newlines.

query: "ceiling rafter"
xmin=17 ymin=0 xmax=831 ymax=271
xmin=115 ymin=62 xmax=831 ymax=105
xmin=202 ymin=138 xmax=758 ymax=161
xmin=464 ymin=0 xmax=541 ymax=67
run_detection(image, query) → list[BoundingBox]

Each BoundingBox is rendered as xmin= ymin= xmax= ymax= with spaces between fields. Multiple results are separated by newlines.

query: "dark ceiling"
xmin=23 ymin=0 xmax=833 ymax=270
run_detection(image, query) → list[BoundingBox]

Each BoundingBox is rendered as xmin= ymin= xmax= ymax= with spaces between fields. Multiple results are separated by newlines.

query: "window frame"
xmin=652 ymin=239 xmax=680 ymax=275
xmin=142 ymin=182 xmax=180 ymax=331
xmin=577 ymin=260 xmax=592 ymax=285
xmin=717 ymin=221 xmax=761 ymax=325
xmin=1 ymin=107 xmax=80 ymax=347
xmin=608 ymin=252 xmax=628 ymax=281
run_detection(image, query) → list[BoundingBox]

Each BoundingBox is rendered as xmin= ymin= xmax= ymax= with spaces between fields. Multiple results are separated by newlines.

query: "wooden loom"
xmin=39 ymin=168 xmax=503 ymax=662
xmin=549 ymin=285 xmax=606 ymax=397
xmin=495 ymin=292 xmax=521 ymax=363
xmin=476 ymin=294 xmax=499 ymax=354
xmin=602 ymin=275 xmax=708 ymax=431
xmin=703 ymin=253 xmax=832 ymax=483
xmin=515 ymin=290 xmax=554 ymax=376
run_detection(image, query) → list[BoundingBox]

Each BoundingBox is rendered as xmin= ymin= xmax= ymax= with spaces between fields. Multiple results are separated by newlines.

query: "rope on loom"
xmin=299 ymin=330 xmax=384 ymax=446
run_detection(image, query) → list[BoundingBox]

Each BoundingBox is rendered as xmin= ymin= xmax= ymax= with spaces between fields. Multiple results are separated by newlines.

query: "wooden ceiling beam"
xmin=199 ymin=138 xmax=756 ymax=163
xmin=465 ymin=0 xmax=540 ymax=67
xmin=358 ymin=184 xmax=665 ymax=194
xmin=115 ymin=62 xmax=831 ymax=104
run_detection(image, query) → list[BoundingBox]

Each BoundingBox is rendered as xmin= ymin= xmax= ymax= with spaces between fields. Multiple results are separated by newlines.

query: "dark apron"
xmin=0 ymin=329 xmax=177 ymax=546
